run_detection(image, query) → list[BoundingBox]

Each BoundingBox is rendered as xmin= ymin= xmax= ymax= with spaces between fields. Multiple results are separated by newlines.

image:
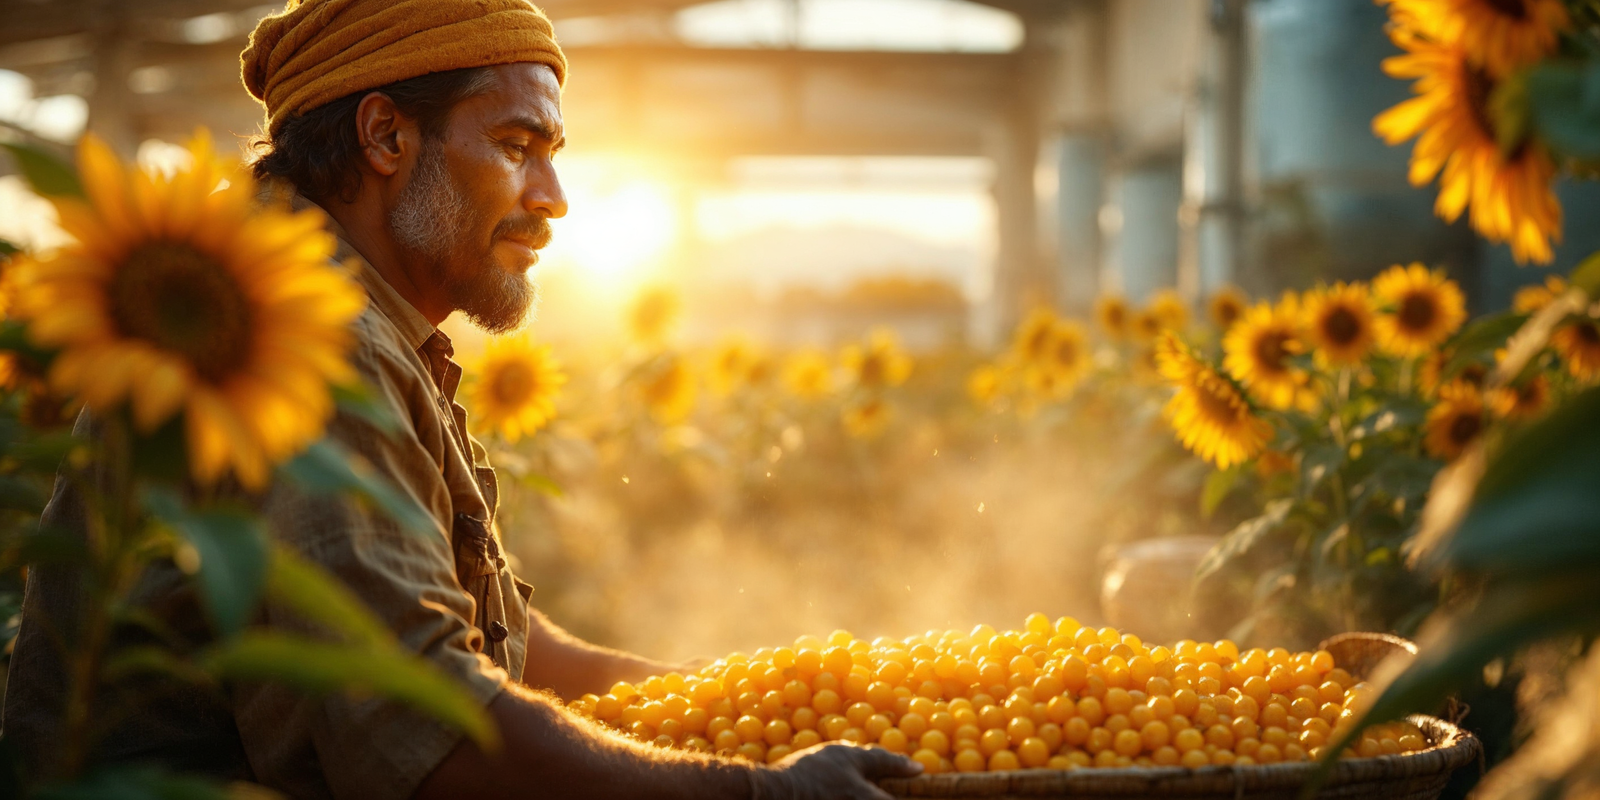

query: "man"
xmin=2 ymin=0 xmax=919 ymax=797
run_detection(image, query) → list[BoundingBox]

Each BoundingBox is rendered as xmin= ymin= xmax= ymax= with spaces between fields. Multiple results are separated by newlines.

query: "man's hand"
xmin=754 ymin=743 xmax=924 ymax=800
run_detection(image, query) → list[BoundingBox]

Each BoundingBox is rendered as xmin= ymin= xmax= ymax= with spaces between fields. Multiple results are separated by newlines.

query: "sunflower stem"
xmin=1398 ymin=357 xmax=1414 ymax=396
xmin=56 ymin=415 xmax=140 ymax=780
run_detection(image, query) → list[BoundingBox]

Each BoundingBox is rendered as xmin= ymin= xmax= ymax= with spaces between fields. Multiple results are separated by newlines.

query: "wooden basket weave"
xmin=878 ymin=633 xmax=1480 ymax=800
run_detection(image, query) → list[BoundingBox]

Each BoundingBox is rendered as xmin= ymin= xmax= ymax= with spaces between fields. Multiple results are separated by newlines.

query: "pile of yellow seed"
xmin=568 ymin=615 xmax=1429 ymax=772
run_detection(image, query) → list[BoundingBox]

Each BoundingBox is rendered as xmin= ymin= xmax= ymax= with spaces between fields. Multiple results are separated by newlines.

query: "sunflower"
xmin=841 ymin=397 xmax=893 ymax=439
xmin=1148 ymin=289 xmax=1190 ymax=333
xmin=1094 ymin=295 xmax=1130 ymax=340
xmin=1424 ymin=380 xmax=1486 ymax=460
xmin=708 ymin=335 xmax=759 ymax=396
xmin=841 ymin=328 xmax=912 ymax=390
xmin=1304 ymin=282 xmax=1378 ymax=366
xmin=1373 ymin=27 xmax=1561 ymax=264
xmin=1381 ymin=0 xmax=1568 ymax=78
xmin=15 ymin=132 xmax=364 ymax=488
xmin=1372 ymin=263 xmax=1467 ymax=357
xmin=966 ymin=364 xmax=1003 ymax=407
xmin=1512 ymin=274 xmax=1568 ymax=314
xmin=1207 ymin=286 xmax=1248 ymax=331
xmin=638 ymin=353 xmax=696 ymax=423
xmin=1419 ymin=349 xmax=1489 ymax=396
xmin=1155 ymin=334 xmax=1274 ymax=469
xmin=626 ymin=285 xmax=680 ymax=345
xmin=1490 ymin=372 xmax=1548 ymax=419
xmin=469 ymin=337 xmax=565 ymax=442
xmin=1551 ymin=317 xmax=1600 ymax=382
xmin=1130 ymin=310 xmax=1165 ymax=342
xmin=1010 ymin=308 xmax=1059 ymax=365
xmin=1223 ymin=296 xmax=1314 ymax=411
xmin=1036 ymin=319 xmax=1092 ymax=394
xmin=782 ymin=349 xmax=833 ymax=399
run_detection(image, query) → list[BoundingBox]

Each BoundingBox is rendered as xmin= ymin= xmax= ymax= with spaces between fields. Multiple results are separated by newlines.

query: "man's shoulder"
xmin=349 ymin=301 xmax=428 ymax=386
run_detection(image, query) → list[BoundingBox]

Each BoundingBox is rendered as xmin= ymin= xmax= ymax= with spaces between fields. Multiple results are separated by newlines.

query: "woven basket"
xmin=879 ymin=633 xmax=1481 ymax=800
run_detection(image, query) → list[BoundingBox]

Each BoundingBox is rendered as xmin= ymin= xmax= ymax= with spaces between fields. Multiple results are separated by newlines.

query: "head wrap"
xmin=242 ymin=0 xmax=567 ymax=135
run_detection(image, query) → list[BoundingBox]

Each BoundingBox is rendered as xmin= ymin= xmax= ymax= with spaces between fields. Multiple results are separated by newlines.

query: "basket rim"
xmin=877 ymin=714 xmax=1479 ymax=793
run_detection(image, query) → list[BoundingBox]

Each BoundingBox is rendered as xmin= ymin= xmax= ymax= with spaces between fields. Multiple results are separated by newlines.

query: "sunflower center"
xmin=1055 ymin=339 xmax=1081 ymax=367
xmin=1485 ymin=0 xmax=1529 ymax=19
xmin=1578 ymin=320 xmax=1600 ymax=344
xmin=1196 ymin=377 xmax=1243 ymax=424
xmin=1398 ymin=293 xmax=1438 ymax=333
xmin=1323 ymin=307 xmax=1363 ymax=346
xmin=489 ymin=361 xmax=538 ymax=406
xmin=1449 ymin=412 xmax=1482 ymax=447
xmin=860 ymin=354 xmax=886 ymax=384
xmin=111 ymin=242 xmax=252 ymax=382
xmin=1253 ymin=332 xmax=1293 ymax=374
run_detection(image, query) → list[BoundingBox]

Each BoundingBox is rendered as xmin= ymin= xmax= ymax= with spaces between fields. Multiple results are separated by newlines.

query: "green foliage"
xmin=30 ymin=767 xmax=275 ymax=800
xmin=205 ymin=632 xmax=498 ymax=750
xmin=264 ymin=545 xmax=396 ymax=649
xmin=1525 ymin=59 xmax=1600 ymax=163
xmin=146 ymin=491 xmax=270 ymax=637
xmin=0 ymin=142 xmax=83 ymax=199
xmin=280 ymin=441 xmax=434 ymax=536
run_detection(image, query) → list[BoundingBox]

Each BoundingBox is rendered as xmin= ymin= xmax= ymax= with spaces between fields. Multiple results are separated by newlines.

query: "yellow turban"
xmin=242 ymin=0 xmax=567 ymax=135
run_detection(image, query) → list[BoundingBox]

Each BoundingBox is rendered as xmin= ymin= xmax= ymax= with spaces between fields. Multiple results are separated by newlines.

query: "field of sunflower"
xmin=1 ymin=0 xmax=1599 ymax=796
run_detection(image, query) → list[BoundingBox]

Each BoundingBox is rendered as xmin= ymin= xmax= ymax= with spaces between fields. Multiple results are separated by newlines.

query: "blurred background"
xmin=0 ymin=0 xmax=1589 ymax=662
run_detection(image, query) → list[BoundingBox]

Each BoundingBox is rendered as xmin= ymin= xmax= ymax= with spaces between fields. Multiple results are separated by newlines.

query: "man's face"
xmin=389 ymin=63 xmax=567 ymax=334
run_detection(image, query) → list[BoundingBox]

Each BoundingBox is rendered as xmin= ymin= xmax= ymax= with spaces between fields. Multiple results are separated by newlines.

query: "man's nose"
xmin=523 ymin=163 xmax=568 ymax=220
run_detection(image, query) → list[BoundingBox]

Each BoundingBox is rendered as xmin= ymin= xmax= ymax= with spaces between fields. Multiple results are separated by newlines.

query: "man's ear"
xmin=354 ymin=92 xmax=411 ymax=178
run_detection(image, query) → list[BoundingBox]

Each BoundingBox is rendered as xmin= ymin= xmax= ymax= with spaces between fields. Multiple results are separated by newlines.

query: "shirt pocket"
xmin=451 ymin=513 xmax=512 ymax=668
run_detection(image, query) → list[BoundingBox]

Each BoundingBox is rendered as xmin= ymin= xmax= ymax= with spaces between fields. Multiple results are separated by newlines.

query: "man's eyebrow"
xmin=502 ymin=115 xmax=565 ymax=148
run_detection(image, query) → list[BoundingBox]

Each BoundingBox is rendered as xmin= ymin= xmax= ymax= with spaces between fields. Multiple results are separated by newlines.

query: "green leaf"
xmin=1488 ymin=70 xmax=1532 ymax=159
xmin=1443 ymin=312 xmax=1525 ymax=372
xmin=0 ymin=318 xmax=57 ymax=369
xmin=1314 ymin=574 xmax=1600 ymax=783
xmin=280 ymin=441 xmax=434 ymax=537
xmin=1474 ymin=385 xmax=1600 ymax=502
xmin=0 ymin=474 xmax=47 ymax=513
xmin=0 ymin=239 xmax=17 ymax=257
xmin=0 ymin=141 xmax=83 ymax=199
xmin=103 ymin=646 xmax=214 ymax=686
xmin=1200 ymin=466 xmax=1242 ymax=520
xmin=1299 ymin=442 xmax=1345 ymax=496
xmin=30 ymin=766 xmax=271 ymax=800
xmin=1571 ymin=251 xmax=1600 ymax=299
xmin=1348 ymin=400 xmax=1427 ymax=441
xmin=0 ymin=525 xmax=87 ymax=570
xmin=1194 ymin=499 xmax=1295 ymax=583
xmin=6 ymin=430 xmax=86 ymax=473
xmin=519 ymin=472 xmax=565 ymax=498
xmin=1525 ymin=60 xmax=1600 ymax=163
xmin=204 ymin=632 xmax=498 ymax=750
xmin=265 ymin=544 xmax=396 ymax=649
xmin=145 ymin=490 xmax=270 ymax=637
xmin=1433 ymin=386 xmax=1600 ymax=578
xmin=332 ymin=380 xmax=403 ymax=439
xmin=1353 ymin=454 xmax=1438 ymax=507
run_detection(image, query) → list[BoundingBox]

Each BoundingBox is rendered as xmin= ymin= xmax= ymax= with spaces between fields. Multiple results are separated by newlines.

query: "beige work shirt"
xmin=2 ymin=188 xmax=531 ymax=799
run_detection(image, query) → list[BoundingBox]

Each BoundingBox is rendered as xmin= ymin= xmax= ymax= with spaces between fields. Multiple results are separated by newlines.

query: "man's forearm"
xmin=522 ymin=607 xmax=679 ymax=700
xmin=417 ymin=686 xmax=754 ymax=800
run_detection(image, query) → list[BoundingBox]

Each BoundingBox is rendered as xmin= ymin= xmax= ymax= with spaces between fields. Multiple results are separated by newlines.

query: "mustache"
xmin=495 ymin=215 xmax=554 ymax=249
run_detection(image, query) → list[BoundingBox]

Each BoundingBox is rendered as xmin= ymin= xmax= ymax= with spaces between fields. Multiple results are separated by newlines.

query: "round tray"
xmin=878 ymin=633 xmax=1480 ymax=800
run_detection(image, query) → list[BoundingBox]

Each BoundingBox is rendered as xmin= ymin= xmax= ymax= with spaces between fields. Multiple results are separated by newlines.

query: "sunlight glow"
xmin=545 ymin=180 xmax=679 ymax=290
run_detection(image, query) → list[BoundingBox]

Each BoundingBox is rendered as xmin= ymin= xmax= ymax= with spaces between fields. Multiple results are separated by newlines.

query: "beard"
xmin=389 ymin=141 xmax=545 ymax=334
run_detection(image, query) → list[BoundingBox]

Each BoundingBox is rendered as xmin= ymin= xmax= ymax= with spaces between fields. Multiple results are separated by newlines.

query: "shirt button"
xmin=488 ymin=620 xmax=509 ymax=642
